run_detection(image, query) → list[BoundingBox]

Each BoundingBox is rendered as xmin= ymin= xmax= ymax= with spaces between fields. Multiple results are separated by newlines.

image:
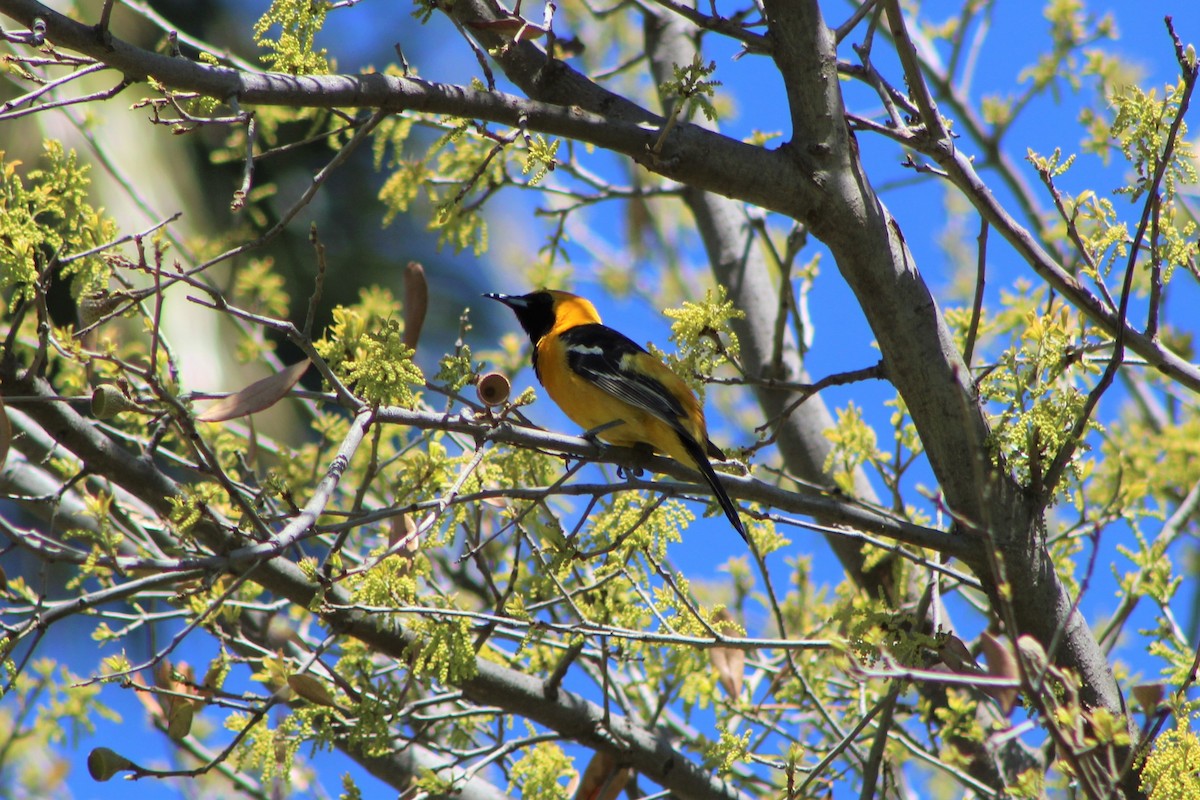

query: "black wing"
xmin=559 ymin=324 xmax=688 ymax=425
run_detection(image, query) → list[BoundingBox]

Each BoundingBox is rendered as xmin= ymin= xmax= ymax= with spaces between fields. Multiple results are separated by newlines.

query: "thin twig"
xmin=963 ymin=217 xmax=988 ymax=367
xmin=1040 ymin=22 xmax=1197 ymax=499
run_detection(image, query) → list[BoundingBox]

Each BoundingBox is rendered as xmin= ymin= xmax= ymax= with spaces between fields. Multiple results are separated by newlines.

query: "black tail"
xmin=677 ymin=431 xmax=748 ymax=543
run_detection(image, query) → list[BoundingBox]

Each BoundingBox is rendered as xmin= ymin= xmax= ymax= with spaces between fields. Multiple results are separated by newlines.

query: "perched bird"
xmin=487 ymin=289 xmax=747 ymax=542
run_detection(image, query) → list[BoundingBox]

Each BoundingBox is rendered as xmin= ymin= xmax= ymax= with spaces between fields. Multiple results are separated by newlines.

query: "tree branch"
xmin=0 ymin=364 xmax=753 ymax=800
xmin=0 ymin=0 xmax=823 ymax=224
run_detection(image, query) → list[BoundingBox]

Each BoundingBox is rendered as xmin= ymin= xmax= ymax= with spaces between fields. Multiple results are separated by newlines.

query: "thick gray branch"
xmin=752 ymin=0 xmax=1133 ymax=783
xmin=758 ymin=0 xmax=998 ymax=523
xmin=0 ymin=0 xmax=821 ymax=223
xmin=641 ymin=10 xmax=1047 ymax=790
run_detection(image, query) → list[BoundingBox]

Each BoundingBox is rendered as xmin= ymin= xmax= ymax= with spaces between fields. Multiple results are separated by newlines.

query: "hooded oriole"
xmin=487 ymin=289 xmax=747 ymax=542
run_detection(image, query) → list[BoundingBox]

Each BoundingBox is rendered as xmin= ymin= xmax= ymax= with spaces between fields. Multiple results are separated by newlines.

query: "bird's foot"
xmin=616 ymin=464 xmax=644 ymax=481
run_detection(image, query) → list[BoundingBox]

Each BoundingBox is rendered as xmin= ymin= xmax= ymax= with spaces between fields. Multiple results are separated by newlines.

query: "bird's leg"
xmin=577 ymin=419 xmax=651 ymax=481
xmin=580 ymin=418 xmax=625 ymax=443
xmin=558 ymin=419 xmax=621 ymax=471
xmin=578 ymin=418 xmax=641 ymax=478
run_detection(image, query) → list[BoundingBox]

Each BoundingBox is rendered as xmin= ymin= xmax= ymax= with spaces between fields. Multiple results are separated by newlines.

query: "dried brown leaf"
xmin=403 ymin=261 xmax=428 ymax=350
xmin=979 ymin=632 xmax=1017 ymax=679
xmin=200 ymin=655 xmax=226 ymax=700
xmin=711 ymin=646 xmax=744 ymax=699
xmin=572 ymin=750 xmax=632 ymax=800
xmin=0 ymin=393 xmax=10 ymax=472
xmin=245 ymin=414 xmax=258 ymax=465
xmin=979 ymin=631 xmax=1019 ymax=715
xmin=198 ymin=359 xmax=310 ymax=422
xmin=166 ymin=699 xmax=194 ymax=740
xmin=710 ymin=608 xmax=745 ymax=699
xmin=1132 ymin=682 xmax=1165 ymax=711
xmin=389 ymin=513 xmax=420 ymax=571
xmin=1015 ymin=634 xmax=1049 ymax=675
xmin=938 ymin=634 xmax=983 ymax=675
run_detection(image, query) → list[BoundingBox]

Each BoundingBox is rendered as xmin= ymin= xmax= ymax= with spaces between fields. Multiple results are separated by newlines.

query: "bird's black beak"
xmin=484 ymin=292 xmax=526 ymax=310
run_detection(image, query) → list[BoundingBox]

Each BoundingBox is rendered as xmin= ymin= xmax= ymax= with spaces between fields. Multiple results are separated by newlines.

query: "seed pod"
xmin=1132 ymin=683 xmax=1164 ymax=712
xmin=475 ymin=372 xmax=511 ymax=407
xmin=78 ymin=289 xmax=129 ymax=328
xmin=91 ymin=384 xmax=142 ymax=418
xmin=88 ymin=747 xmax=135 ymax=781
